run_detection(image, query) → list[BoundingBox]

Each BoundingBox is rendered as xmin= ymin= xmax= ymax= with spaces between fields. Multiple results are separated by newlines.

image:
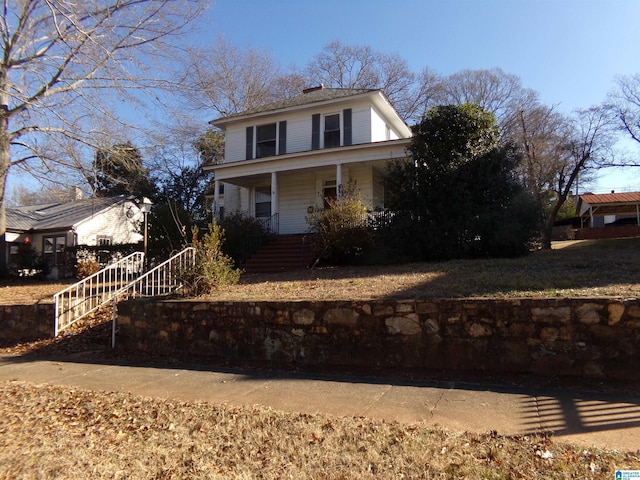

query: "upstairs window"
xmin=312 ymin=109 xmax=352 ymax=150
xmin=324 ymin=114 xmax=341 ymax=148
xmin=246 ymin=121 xmax=287 ymax=160
xmin=256 ymin=123 xmax=276 ymax=158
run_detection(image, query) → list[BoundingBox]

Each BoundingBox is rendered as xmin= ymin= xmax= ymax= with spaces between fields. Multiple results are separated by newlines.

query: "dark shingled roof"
xmin=212 ymin=88 xmax=378 ymax=125
xmin=7 ymin=196 xmax=128 ymax=232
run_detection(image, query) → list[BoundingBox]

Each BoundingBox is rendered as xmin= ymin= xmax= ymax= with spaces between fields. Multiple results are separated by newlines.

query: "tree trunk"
xmin=0 ymin=123 xmax=8 ymax=275
xmin=0 ymin=69 xmax=10 ymax=275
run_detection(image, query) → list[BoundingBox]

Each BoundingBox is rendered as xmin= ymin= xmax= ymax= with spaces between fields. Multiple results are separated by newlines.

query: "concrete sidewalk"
xmin=1 ymin=355 xmax=639 ymax=453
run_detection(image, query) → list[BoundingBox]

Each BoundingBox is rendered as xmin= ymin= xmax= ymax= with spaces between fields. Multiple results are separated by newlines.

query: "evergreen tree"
xmin=385 ymin=104 xmax=538 ymax=261
xmin=91 ymin=142 xmax=157 ymax=199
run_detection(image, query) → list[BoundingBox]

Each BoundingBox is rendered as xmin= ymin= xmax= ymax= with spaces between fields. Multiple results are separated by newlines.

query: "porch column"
xmin=213 ymin=180 xmax=220 ymax=221
xmin=271 ymin=172 xmax=278 ymax=218
xmin=336 ymin=163 xmax=343 ymax=199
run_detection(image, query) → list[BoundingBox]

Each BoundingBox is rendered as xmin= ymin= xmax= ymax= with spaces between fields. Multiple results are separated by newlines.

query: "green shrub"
xmin=218 ymin=212 xmax=271 ymax=266
xmin=179 ymin=223 xmax=241 ymax=296
xmin=306 ymin=190 xmax=374 ymax=265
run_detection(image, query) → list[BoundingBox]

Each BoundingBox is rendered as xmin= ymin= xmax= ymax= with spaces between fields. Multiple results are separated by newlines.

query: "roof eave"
xmin=210 ymin=90 xmax=389 ymax=129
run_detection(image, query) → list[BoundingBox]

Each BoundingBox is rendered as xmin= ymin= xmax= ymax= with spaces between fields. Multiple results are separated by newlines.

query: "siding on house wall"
xmin=287 ymin=116 xmax=313 ymax=153
xmin=278 ymin=173 xmax=318 ymax=234
xmin=342 ymin=164 xmax=375 ymax=209
xmin=222 ymin=184 xmax=245 ymax=216
xmin=224 ymin=128 xmax=246 ymax=164
xmin=372 ymin=168 xmax=385 ymax=210
xmin=351 ymin=104 xmax=372 ymax=145
xmin=222 ymin=99 xmax=401 ymax=163
xmin=222 ymin=165 xmax=380 ymax=235
xmin=371 ymin=106 xmax=401 ymax=141
xmin=76 ymin=202 xmax=141 ymax=245
xmin=370 ymin=108 xmax=388 ymax=142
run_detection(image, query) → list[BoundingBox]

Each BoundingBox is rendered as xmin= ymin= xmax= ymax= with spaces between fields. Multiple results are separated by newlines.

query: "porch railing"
xmin=258 ymin=212 xmax=279 ymax=234
xmin=239 ymin=213 xmax=279 ymax=265
xmin=112 ymin=247 xmax=196 ymax=299
xmin=53 ymin=251 xmax=145 ymax=336
xmin=109 ymin=247 xmax=197 ymax=347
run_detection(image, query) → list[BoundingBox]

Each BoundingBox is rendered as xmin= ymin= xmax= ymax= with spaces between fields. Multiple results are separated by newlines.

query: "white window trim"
xmin=252 ymin=122 xmax=283 ymax=158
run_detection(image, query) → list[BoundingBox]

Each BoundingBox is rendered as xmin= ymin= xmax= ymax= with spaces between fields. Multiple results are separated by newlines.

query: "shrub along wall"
xmin=116 ymin=297 xmax=640 ymax=381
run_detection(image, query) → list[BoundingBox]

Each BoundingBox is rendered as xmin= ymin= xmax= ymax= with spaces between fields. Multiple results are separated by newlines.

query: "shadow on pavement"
xmin=3 ymin=316 xmax=640 ymax=444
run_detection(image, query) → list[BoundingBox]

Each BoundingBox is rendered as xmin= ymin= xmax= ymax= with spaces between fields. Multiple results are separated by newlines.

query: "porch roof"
xmin=578 ymin=192 xmax=640 ymax=218
xmin=205 ymin=138 xmax=411 ymax=187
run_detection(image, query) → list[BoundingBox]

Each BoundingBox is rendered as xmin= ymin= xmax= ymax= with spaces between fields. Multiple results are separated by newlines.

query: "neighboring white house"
xmin=204 ymin=86 xmax=413 ymax=235
xmin=5 ymin=195 xmax=146 ymax=273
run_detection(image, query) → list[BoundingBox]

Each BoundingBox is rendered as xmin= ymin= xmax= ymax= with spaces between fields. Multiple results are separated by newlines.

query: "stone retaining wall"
xmin=116 ymin=297 xmax=640 ymax=380
xmin=0 ymin=303 xmax=55 ymax=341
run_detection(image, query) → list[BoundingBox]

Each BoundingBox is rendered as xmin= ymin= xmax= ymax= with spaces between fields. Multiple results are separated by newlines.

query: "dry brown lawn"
xmin=1 ymin=238 xmax=639 ymax=305
xmin=1 ymin=381 xmax=639 ymax=479
xmin=212 ymin=238 xmax=640 ymax=301
xmin=1 ymin=238 xmax=640 ymax=478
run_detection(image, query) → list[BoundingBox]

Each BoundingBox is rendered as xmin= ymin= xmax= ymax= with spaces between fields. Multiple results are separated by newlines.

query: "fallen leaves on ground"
xmin=1 ymin=380 xmax=638 ymax=479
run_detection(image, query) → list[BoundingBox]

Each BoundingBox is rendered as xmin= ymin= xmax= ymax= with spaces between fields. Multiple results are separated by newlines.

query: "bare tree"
xmin=441 ymin=69 xmax=613 ymax=247
xmin=610 ymin=73 xmax=640 ymax=145
xmin=515 ymin=103 xmax=575 ymax=245
xmin=6 ymin=183 xmax=84 ymax=207
xmin=541 ymin=106 xmax=613 ymax=248
xmin=180 ymin=36 xmax=303 ymax=117
xmin=0 ymin=0 xmax=207 ymax=271
xmin=305 ymin=40 xmax=441 ymax=122
xmin=441 ymin=67 xmax=538 ymax=134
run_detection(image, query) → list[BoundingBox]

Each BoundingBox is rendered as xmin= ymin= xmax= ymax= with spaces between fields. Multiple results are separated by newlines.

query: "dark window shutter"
xmin=246 ymin=126 xmax=253 ymax=160
xmin=312 ymin=114 xmax=320 ymax=150
xmin=278 ymin=121 xmax=287 ymax=154
xmin=343 ymin=108 xmax=352 ymax=146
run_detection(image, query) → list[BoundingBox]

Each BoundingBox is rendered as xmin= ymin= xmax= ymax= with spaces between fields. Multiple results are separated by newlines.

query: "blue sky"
xmin=198 ymin=0 xmax=640 ymax=192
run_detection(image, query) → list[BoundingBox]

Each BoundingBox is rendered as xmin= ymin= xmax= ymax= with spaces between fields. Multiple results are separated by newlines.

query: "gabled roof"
xmin=211 ymin=88 xmax=385 ymax=127
xmin=7 ymin=196 xmax=131 ymax=232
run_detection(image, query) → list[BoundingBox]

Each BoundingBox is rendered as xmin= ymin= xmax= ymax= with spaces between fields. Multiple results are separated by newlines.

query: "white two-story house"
xmin=204 ymin=86 xmax=413 ymax=235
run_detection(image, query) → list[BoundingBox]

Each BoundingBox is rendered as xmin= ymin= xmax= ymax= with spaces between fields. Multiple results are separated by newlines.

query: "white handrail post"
xmin=111 ymin=296 xmax=117 ymax=349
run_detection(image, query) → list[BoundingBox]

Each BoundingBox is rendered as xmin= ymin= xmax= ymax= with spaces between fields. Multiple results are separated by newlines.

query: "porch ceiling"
xmin=580 ymin=202 xmax=640 ymax=218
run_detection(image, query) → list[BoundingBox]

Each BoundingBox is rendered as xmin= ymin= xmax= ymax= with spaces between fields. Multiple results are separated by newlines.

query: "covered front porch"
xmin=208 ymin=139 xmax=409 ymax=235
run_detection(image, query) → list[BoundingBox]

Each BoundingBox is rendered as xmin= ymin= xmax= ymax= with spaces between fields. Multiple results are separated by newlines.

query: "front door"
xmin=323 ymin=180 xmax=337 ymax=209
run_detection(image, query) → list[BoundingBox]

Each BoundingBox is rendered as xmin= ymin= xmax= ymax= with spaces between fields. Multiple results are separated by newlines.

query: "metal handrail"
xmin=258 ymin=212 xmax=279 ymax=234
xmin=110 ymin=247 xmax=196 ymax=347
xmin=53 ymin=251 xmax=145 ymax=336
xmin=113 ymin=247 xmax=196 ymax=299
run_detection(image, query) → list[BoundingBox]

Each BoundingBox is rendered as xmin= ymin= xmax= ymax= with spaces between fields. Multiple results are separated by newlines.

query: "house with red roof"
xmin=575 ymin=191 xmax=640 ymax=239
